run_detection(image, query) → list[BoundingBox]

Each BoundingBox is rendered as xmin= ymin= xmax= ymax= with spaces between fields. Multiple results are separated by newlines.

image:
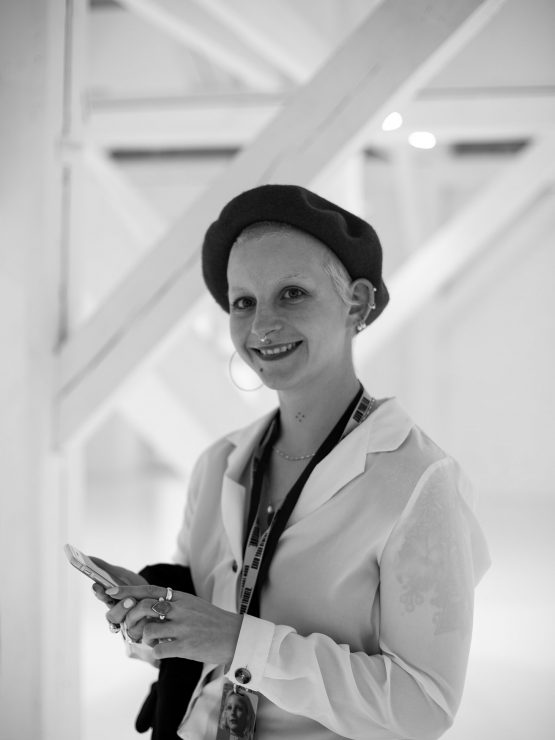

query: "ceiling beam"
xmin=81 ymin=146 xmax=256 ymax=469
xmin=57 ymin=0 xmax=505 ymax=444
xmin=85 ymin=89 xmax=555 ymax=150
xmin=116 ymin=370 xmax=211 ymax=478
xmin=116 ymin=0 xmax=285 ymax=90
xmin=82 ymin=146 xmax=167 ymax=245
xmin=189 ymin=0 xmax=328 ymax=84
xmin=354 ymin=135 xmax=555 ymax=363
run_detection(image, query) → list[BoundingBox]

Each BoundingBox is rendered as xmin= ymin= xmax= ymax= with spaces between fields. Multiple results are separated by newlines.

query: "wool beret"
xmin=201 ymin=184 xmax=389 ymax=321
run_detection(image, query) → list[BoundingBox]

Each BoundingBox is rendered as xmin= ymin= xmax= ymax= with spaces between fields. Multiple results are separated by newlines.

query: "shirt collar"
xmin=225 ymin=396 xmax=412 ymax=460
xmin=360 ymin=397 xmax=413 ymax=453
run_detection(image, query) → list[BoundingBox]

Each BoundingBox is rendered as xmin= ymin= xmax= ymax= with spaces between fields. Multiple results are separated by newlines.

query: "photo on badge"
xmin=216 ymin=680 xmax=258 ymax=739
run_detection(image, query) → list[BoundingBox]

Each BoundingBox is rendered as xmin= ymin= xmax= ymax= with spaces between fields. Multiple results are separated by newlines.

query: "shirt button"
xmin=234 ymin=667 xmax=252 ymax=685
xmin=231 ymin=560 xmax=238 ymax=573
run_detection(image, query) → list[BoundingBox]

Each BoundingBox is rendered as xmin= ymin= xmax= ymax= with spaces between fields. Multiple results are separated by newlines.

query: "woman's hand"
xmin=105 ymin=584 xmax=243 ymax=665
xmin=89 ymin=557 xmax=148 ymax=638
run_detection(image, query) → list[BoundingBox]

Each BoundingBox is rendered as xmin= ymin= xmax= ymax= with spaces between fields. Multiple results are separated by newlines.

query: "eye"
xmin=282 ymin=286 xmax=306 ymax=301
xmin=230 ymin=296 xmax=255 ymax=311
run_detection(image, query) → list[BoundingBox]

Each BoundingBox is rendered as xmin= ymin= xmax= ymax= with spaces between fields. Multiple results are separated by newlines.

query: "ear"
xmin=348 ymin=278 xmax=376 ymax=333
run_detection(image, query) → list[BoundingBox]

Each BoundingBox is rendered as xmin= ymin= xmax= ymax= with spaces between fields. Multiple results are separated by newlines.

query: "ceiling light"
xmin=382 ymin=111 xmax=403 ymax=131
xmin=408 ymin=131 xmax=437 ymax=149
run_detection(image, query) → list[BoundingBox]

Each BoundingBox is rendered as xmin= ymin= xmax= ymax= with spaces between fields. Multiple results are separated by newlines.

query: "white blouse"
xmin=174 ymin=398 xmax=490 ymax=740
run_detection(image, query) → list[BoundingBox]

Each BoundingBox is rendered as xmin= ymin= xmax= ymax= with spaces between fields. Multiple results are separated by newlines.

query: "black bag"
xmin=135 ymin=564 xmax=203 ymax=740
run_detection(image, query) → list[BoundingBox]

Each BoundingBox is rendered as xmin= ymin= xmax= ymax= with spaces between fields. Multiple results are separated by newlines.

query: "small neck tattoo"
xmin=295 ymin=411 xmax=305 ymax=422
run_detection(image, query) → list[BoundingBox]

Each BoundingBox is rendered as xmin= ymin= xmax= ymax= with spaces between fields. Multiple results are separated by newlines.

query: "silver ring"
xmin=121 ymin=622 xmax=142 ymax=644
xmin=151 ymin=598 xmax=172 ymax=621
xmin=108 ymin=621 xmax=121 ymax=634
xmin=165 ymin=587 xmax=173 ymax=602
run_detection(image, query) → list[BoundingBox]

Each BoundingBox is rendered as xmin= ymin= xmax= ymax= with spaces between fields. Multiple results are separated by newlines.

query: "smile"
xmin=253 ymin=341 xmax=301 ymax=360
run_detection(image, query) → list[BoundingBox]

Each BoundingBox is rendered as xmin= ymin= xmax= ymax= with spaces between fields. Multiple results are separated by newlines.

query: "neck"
xmin=275 ymin=371 xmax=361 ymax=456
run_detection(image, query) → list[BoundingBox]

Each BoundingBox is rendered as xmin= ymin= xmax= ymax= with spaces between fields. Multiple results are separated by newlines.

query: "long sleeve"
xmin=226 ymin=457 xmax=490 ymax=740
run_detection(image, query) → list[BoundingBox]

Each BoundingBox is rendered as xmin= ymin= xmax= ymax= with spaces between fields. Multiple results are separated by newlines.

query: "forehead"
xmin=227 ymin=225 xmax=329 ymax=280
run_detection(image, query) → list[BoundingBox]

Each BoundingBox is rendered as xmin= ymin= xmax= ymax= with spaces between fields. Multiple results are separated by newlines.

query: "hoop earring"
xmin=228 ymin=351 xmax=264 ymax=392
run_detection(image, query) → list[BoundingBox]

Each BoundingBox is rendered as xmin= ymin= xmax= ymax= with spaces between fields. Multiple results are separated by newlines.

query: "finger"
xmin=105 ymin=584 xmax=167 ymax=602
xmin=124 ymin=613 xmax=148 ymax=637
xmin=124 ymin=598 xmax=169 ymax=626
xmin=106 ymin=597 xmax=137 ymax=627
xmin=89 ymin=556 xmax=117 ymax=572
xmin=152 ymin=637 xmax=180 ymax=660
xmin=143 ymin=620 xmax=174 ymax=647
xmin=92 ymin=583 xmax=116 ymax=607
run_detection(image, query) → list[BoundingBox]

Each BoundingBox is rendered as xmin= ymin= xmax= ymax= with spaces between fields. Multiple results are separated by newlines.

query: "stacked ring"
xmin=121 ymin=622 xmax=142 ymax=644
xmin=151 ymin=597 xmax=172 ymax=621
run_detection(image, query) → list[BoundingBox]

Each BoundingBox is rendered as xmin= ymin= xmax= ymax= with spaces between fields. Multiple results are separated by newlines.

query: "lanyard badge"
xmin=215 ymin=681 xmax=258 ymax=739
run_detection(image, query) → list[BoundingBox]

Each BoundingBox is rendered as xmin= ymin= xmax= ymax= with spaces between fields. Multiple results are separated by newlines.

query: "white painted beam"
xmin=0 ymin=1 xmax=83 ymax=738
xmin=354 ymin=136 xmax=555 ymax=363
xmin=86 ymin=94 xmax=280 ymax=149
xmin=58 ymin=0 xmax=506 ymax=443
xmin=83 ymin=146 xmax=168 ymax=245
xmin=117 ymin=0 xmax=285 ymax=90
xmin=191 ymin=0 xmax=330 ymax=83
xmin=382 ymin=90 xmax=555 ymax=143
xmin=85 ymin=90 xmax=555 ymax=150
xmin=81 ymin=146 xmax=254 ymax=472
xmin=117 ymin=370 xmax=211 ymax=478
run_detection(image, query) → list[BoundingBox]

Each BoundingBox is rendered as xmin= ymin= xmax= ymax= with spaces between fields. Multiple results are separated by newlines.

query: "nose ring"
xmin=256 ymin=329 xmax=275 ymax=344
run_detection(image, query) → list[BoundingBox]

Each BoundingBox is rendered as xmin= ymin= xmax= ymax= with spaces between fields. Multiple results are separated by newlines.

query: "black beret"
xmin=202 ymin=184 xmax=389 ymax=321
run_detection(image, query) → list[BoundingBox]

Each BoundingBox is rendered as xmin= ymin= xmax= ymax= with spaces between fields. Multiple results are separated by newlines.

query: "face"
xmin=227 ymin=228 xmax=355 ymax=393
xmin=224 ymin=693 xmax=248 ymax=734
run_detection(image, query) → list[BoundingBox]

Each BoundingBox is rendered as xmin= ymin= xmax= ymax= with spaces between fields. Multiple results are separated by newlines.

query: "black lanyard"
xmin=243 ymin=385 xmax=365 ymax=617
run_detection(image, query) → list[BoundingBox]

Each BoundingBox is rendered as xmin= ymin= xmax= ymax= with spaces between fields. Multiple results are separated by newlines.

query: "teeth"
xmin=259 ymin=342 xmax=296 ymax=356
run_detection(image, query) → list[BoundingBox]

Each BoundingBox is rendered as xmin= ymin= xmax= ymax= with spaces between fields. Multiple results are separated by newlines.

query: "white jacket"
xmin=175 ymin=398 xmax=490 ymax=740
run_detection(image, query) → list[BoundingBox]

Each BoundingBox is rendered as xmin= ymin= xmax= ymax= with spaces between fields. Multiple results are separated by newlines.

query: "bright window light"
xmin=381 ymin=111 xmax=403 ymax=131
xmin=408 ymin=131 xmax=437 ymax=149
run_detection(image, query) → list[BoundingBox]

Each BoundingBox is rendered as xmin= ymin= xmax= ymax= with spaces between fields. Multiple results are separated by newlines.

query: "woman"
xmin=217 ymin=689 xmax=256 ymax=739
xmin=96 ymin=184 xmax=490 ymax=740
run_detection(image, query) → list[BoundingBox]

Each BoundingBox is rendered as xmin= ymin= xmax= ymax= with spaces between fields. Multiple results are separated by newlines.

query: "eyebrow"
xmin=228 ymin=273 xmax=310 ymax=292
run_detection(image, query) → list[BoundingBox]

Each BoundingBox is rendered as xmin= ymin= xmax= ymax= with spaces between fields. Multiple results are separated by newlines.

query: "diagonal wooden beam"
xmin=82 ymin=146 xmax=167 ymax=245
xmin=57 ymin=0 xmax=506 ymax=444
xmin=354 ymin=136 xmax=555 ymax=363
xmin=81 ymin=146 xmax=258 ymax=470
xmin=117 ymin=370 xmax=211 ymax=477
xmin=117 ymin=0 xmax=285 ymax=89
xmin=190 ymin=0 xmax=330 ymax=83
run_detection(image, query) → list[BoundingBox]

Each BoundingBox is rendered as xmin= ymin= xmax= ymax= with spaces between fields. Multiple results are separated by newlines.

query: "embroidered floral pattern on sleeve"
xmin=395 ymin=465 xmax=473 ymax=636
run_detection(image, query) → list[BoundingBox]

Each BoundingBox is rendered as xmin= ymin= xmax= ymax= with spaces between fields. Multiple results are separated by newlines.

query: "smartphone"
xmin=64 ymin=543 xmax=119 ymax=589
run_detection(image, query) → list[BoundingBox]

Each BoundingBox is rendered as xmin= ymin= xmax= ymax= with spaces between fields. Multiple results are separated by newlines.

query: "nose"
xmin=250 ymin=303 xmax=282 ymax=342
